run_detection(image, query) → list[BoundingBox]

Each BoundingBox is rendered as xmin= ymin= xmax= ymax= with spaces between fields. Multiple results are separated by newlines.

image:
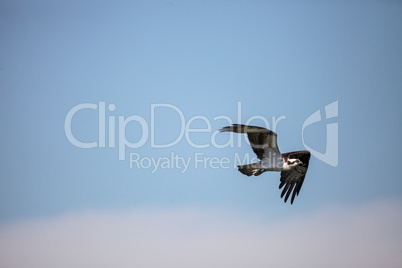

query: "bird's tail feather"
xmin=238 ymin=162 xmax=263 ymax=176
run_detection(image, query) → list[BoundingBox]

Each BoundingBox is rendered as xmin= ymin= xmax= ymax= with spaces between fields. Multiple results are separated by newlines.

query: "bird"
xmin=219 ymin=124 xmax=311 ymax=204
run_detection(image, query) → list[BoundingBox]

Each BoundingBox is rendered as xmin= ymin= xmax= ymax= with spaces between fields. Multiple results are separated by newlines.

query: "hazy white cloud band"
xmin=1 ymin=200 xmax=401 ymax=268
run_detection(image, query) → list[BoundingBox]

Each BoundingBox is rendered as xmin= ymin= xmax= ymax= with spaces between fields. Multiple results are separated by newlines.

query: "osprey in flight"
xmin=220 ymin=124 xmax=311 ymax=204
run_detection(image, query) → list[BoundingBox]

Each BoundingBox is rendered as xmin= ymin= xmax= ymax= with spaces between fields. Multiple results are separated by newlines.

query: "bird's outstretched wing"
xmin=219 ymin=124 xmax=279 ymax=160
xmin=279 ymin=151 xmax=311 ymax=204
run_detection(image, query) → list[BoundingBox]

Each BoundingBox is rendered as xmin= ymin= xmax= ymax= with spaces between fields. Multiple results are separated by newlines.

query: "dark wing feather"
xmin=279 ymin=151 xmax=311 ymax=204
xmin=219 ymin=124 xmax=278 ymax=159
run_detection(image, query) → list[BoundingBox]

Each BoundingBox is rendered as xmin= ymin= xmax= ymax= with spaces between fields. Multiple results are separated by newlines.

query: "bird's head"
xmin=287 ymin=159 xmax=303 ymax=167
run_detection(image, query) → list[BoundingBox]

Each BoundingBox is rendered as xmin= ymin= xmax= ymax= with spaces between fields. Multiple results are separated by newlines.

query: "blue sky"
xmin=1 ymin=1 xmax=402 ymax=267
